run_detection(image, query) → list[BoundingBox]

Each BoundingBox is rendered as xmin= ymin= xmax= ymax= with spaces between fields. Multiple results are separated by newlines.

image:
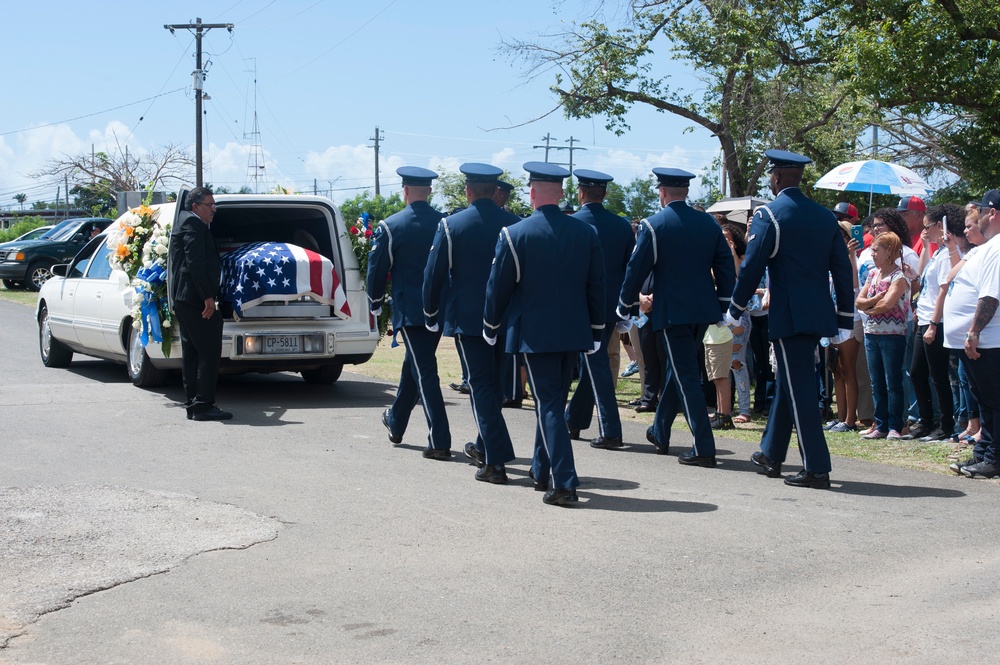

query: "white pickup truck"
xmin=36 ymin=193 xmax=379 ymax=387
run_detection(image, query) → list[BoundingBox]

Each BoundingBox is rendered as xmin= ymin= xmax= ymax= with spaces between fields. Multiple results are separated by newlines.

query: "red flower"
xmin=350 ymin=226 xmax=360 ymax=235
xmin=364 ymin=229 xmax=373 ymax=238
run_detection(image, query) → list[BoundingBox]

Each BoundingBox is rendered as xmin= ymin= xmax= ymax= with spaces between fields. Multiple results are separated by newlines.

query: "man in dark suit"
xmin=483 ymin=162 xmax=605 ymax=506
xmin=368 ymin=166 xmax=452 ymax=459
xmin=423 ymin=163 xmax=518 ymax=483
xmin=565 ymin=169 xmax=635 ymax=449
xmin=727 ymin=150 xmax=854 ymax=489
xmin=168 ymin=186 xmax=232 ymax=421
xmin=618 ymin=168 xmax=736 ymax=467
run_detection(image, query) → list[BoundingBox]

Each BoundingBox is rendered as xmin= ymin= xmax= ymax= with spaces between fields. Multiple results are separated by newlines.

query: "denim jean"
xmin=865 ymin=333 xmax=907 ymax=433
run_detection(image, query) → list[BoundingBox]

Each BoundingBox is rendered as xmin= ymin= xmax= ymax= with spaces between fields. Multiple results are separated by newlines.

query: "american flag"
xmin=221 ymin=242 xmax=351 ymax=319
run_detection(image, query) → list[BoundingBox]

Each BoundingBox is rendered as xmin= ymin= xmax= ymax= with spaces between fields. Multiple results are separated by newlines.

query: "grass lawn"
xmin=0 ymin=283 xmax=960 ymax=476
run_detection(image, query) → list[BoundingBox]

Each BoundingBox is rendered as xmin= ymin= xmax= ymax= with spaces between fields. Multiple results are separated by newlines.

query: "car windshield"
xmin=47 ymin=221 xmax=88 ymax=242
xmin=36 ymin=219 xmax=79 ymax=241
xmin=36 ymin=226 xmax=59 ymax=239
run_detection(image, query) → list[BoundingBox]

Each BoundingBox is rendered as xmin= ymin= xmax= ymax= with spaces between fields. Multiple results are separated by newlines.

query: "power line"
xmin=0 ymin=89 xmax=186 ymax=137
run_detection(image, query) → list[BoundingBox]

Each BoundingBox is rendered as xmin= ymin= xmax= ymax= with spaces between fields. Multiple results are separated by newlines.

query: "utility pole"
xmin=369 ymin=126 xmax=384 ymax=196
xmin=533 ymin=133 xmax=556 ymax=162
xmin=547 ymin=135 xmax=587 ymax=174
xmin=164 ymin=18 xmax=234 ymax=188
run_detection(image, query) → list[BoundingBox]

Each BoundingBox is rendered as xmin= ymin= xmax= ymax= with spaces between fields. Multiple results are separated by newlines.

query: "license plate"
xmin=264 ymin=334 xmax=302 ymax=354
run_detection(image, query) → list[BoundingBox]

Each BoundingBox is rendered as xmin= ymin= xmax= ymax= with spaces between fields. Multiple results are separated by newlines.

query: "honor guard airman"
xmin=368 ymin=166 xmax=452 ymax=459
xmin=618 ymin=168 xmax=736 ymax=467
xmin=423 ymin=163 xmax=518 ymax=483
xmin=727 ymin=150 xmax=854 ymax=488
xmin=564 ymin=169 xmax=636 ymax=449
xmin=483 ymin=162 xmax=606 ymax=506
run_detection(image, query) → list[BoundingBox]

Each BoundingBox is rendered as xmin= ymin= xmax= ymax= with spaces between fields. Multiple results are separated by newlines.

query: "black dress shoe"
xmin=635 ymin=403 xmax=657 ymax=413
xmin=590 ymin=436 xmax=623 ymax=449
xmin=750 ymin=451 xmax=782 ymax=477
xmin=783 ymin=469 xmax=831 ymax=489
xmin=382 ymin=409 xmax=402 ymax=444
xmin=645 ymin=427 xmax=669 ymax=455
xmin=422 ymin=447 xmax=453 ymax=460
xmin=678 ymin=450 xmax=717 ymax=467
xmin=542 ymin=488 xmax=579 ymax=506
xmin=475 ymin=464 xmax=508 ymax=484
xmin=528 ymin=469 xmax=549 ymax=492
xmin=502 ymin=399 xmax=523 ymax=409
xmin=191 ymin=406 xmax=233 ymax=421
xmin=449 ymin=381 xmax=470 ymax=394
xmin=464 ymin=441 xmax=485 ymax=468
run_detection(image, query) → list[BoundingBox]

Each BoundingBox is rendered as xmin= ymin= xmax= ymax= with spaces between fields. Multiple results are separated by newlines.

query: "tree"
xmin=604 ymin=175 xmax=659 ymax=220
xmin=30 ymin=138 xmax=193 ymax=200
xmin=13 ymin=193 xmax=26 ymax=210
xmin=71 ymin=182 xmax=116 ymax=217
xmin=431 ymin=170 xmax=532 ymax=217
xmin=505 ymin=1 xmax=868 ymax=197
xmin=336 ymin=191 xmax=406 ymax=229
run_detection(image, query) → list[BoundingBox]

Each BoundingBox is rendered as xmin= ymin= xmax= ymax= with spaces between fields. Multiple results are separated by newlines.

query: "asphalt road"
xmin=1 ymin=297 xmax=999 ymax=664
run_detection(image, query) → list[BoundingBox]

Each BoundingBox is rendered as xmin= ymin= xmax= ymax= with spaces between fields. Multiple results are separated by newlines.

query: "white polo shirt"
xmin=944 ymin=235 xmax=1000 ymax=350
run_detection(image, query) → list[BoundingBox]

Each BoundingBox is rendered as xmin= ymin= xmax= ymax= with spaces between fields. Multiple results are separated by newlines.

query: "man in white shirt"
xmin=943 ymin=190 xmax=1000 ymax=478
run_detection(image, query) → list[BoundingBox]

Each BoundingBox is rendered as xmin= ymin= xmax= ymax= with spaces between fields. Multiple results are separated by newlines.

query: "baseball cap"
xmin=833 ymin=202 xmax=858 ymax=220
xmin=971 ymin=189 xmax=1000 ymax=209
xmin=896 ymin=196 xmax=926 ymax=212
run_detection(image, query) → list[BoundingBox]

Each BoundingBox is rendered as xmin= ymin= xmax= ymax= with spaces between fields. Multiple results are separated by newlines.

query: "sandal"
xmin=733 ymin=414 xmax=751 ymax=424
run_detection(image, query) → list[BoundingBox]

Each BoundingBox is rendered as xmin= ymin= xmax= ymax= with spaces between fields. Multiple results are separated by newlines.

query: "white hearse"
xmin=36 ymin=193 xmax=379 ymax=387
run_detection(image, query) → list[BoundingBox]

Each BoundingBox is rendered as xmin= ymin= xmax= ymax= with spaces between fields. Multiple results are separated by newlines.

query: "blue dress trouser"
xmin=502 ymin=353 xmax=524 ymax=400
xmin=652 ymin=323 xmax=715 ymax=457
xmin=455 ymin=334 xmax=515 ymax=465
xmin=565 ymin=327 xmax=623 ymax=439
xmin=387 ymin=326 xmax=451 ymax=451
xmin=761 ymin=334 xmax=832 ymax=474
xmin=523 ymin=351 xmax=580 ymax=490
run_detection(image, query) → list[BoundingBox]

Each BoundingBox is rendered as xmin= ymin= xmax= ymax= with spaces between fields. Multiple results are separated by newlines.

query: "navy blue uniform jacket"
xmin=422 ymin=198 xmax=519 ymax=336
xmin=366 ymin=200 xmax=444 ymax=329
xmin=618 ymin=200 xmax=735 ymax=329
xmin=573 ymin=202 xmax=635 ymax=324
xmin=483 ymin=204 xmax=605 ymax=354
xmin=728 ymin=187 xmax=854 ymax=338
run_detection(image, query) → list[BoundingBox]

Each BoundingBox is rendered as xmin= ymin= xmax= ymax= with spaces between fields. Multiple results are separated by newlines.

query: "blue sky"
xmin=0 ymin=0 xmax=723 ymax=208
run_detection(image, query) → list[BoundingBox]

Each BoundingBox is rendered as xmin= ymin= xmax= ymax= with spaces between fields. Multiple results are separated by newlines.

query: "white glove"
xmin=723 ymin=310 xmax=740 ymax=327
xmin=371 ymin=307 xmax=382 ymax=316
xmin=586 ymin=341 xmax=600 ymax=355
xmin=615 ymin=319 xmax=633 ymax=333
xmin=832 ymin=328 xmax=853 ymax=345
xmin=483 ymin=331 xmax=496 ymax=346
xmin=425 ymin=322 xmax=439 ymax=332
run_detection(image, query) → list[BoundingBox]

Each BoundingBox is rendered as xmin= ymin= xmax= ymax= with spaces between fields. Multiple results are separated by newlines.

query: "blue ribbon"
xmin=133 ymin=263 xmax=168 ymax=346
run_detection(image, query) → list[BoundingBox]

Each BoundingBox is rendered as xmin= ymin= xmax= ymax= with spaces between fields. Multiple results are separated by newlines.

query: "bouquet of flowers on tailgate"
xmin=344 ymin=213 xmax=391 ymax=338
xmin=107 ymin=205 xmax=174 ymax=357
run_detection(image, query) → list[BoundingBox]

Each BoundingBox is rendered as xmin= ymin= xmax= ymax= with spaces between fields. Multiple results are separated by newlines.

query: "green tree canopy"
xmin=337 ymin=191 xmax=406 ymax=227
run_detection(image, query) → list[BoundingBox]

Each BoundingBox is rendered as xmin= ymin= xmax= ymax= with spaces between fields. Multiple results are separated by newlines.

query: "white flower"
xmin=162 ymin=319 xmax=171 ymax=328
xmin=155 ymin=243 xmax=168 ymax=255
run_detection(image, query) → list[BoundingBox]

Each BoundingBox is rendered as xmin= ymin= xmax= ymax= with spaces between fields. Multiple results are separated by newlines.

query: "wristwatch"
xmin=966 ymin=331 xmax=979 ymax=341
xmin=928 ymin=322 xmax=939 ymax=327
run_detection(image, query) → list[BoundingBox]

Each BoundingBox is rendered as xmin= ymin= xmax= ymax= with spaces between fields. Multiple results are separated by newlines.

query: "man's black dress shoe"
xmin=783 ymin=469 xmax=831 ymax=489
xmin=475 ymin=464 xmax=508 ymax=484
xmin=645 ymin=427 xmax=668 ymax=455
xmin=191 ymin=406 xmax=233 ymax=421
xmin=422 ymin=448 xmax=452 ymax=460
xmin=528 ymin=469 xmax=549 ymax=492
xmin=502 ymin=399 xmax=522 ymax=409
xmin=635 ymin=403 xmax=656 ymax=413
xmin=464 ymin=441 xmax=485 ymax=468
xmin=678 ymin=450 xmax=716 ymax=467
xmin=750 ymin=451 xmax=782 ymax=477
xmin=542 ymin=488 xmax=579 ymax=506
xmin=449 ymin=381 xmax=470 ymax=394
xmin=590 ymin=436 xmax=623 ymax=449
xmin=382 ymin=409 xmax=402 ymax=444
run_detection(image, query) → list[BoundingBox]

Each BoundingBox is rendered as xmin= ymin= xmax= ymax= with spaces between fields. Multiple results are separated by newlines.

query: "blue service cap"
xmin=397 ymin=166 xmax=438 ymax=186
xmin=496 ymin=180 xmax=514 ymax=192
xmin=459 ymin=162 xmax=503 ymax=184
xmin=652 ymin=167 xmax=695 ymax=187
xmin=574 ymin=169 xmax=614 ymax=187
xmin=764 ymin=149 xmax=811 ymax=171
xmin=523 ymin=161 xmax=570 ymax=183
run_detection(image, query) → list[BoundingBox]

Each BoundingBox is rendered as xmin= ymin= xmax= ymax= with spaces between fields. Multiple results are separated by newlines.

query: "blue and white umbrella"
xmin=814 ymin=160 xmax=934 ymax=197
